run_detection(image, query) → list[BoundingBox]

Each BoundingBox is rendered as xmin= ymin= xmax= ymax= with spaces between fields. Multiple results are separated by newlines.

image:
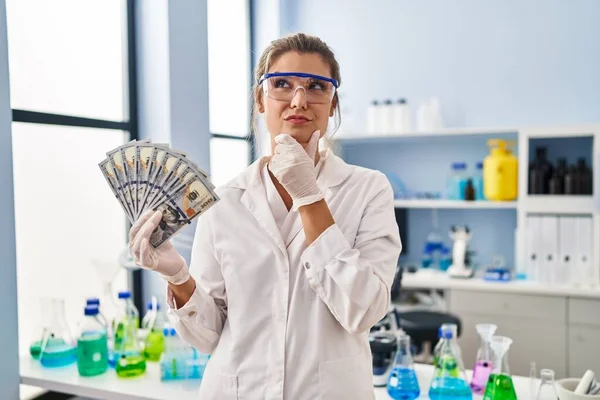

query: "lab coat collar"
xmin=225 ymin=149 xmax=352 ymax=256
xmin=225 ymin=148 xmax=352 ymax=191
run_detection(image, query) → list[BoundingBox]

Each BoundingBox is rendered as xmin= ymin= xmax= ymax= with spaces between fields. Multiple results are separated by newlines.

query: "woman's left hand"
xmin=269 ymin=130 xmax=324 ymax=210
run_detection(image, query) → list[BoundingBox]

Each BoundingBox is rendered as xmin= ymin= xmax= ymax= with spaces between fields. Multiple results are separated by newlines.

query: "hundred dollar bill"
xmin=148 ymin=162 xmax=216 ymax=210
xmin=122 ymin=143 xmax=138 ymax=218
xmin=98 ymin=158 xmax=134 ymax=223
xmin=139 ymin=145 xmax=171 ymax=214
xmin=147 ymin=156 xmax=195 ymax=210
xmin=149 ymin=174 xmax=220 ymax=248
xmin=106 ymin=141 xmax=136 ymax=221
xmin=142 ymin=149 xmax=183 ymax=212
xmin=138 ymin=144 xmax=168 ymax=216
xmin=135 ymin=142 xmax=160 ymax=217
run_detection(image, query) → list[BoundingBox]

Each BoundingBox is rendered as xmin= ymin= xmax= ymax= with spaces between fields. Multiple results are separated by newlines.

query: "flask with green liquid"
xmin=483 ymin=336 xmax=517 ymax=400
xmin=113 ymin=291 xmax=146 ymax=378
xmin=77 ymin=305 xmax=108 ymax=376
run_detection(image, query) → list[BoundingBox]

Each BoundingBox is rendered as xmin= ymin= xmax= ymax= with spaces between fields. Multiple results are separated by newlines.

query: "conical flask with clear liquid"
xmin=37 ymin=298 xmax=77 ymax=368
xmin=483 ymin=336 xmax=517 ymax=400
xmin=433 ymin=323 xmax=462 ymax=368
xmin=535 ymin=369 xmax=558 ymax=400
xmin=429 ymin=325 xmax=472 ymax=400
xmin=471 ymin=323 xmax=497 ymax=394
xmin=113 ymin=291 xmax=146 ymax=377
xmin=387 ymin=334 xmax=420 ymax=400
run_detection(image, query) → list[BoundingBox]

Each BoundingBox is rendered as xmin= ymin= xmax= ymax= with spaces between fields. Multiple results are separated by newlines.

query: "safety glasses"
xmin=258 ymin=72 xmax=338 ymax=104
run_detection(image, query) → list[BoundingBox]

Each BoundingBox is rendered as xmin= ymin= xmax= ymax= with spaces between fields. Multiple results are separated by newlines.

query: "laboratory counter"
xmin=20 ymin=357 xmax=535 ymax=400
xmin=401 ymin=268 xmax=600 ymax=299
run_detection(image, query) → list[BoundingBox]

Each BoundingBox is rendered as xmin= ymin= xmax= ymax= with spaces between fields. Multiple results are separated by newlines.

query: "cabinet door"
xmin=455 ymin=314 xmax=567 ymax=378
xmin=568 ymin=326 xmax=600 ymax=377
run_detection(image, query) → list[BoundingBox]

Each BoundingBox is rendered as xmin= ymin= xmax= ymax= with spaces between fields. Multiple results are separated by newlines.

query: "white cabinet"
xmin=568 ymin=298 xmax=600 ymax=376
xmin=449 ymin=290 xmax=568 ymax=377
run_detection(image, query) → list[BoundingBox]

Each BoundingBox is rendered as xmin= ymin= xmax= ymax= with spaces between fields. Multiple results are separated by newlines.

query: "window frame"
xmin=209 ymin=0 xmax=256 ymax=168
xmin=9 ymin=0 xmax=143 ymax=312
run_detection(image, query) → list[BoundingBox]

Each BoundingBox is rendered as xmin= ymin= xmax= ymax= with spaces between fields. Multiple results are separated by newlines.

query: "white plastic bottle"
xmin=367 ymin=100 xmax=379 ymax=135
xmin=393 ymin=98 xmax=412 ymax=134
xmin=381 ymin=99 xmax=394 ymax=135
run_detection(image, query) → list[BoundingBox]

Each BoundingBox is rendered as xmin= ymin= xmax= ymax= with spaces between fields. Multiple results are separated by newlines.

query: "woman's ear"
xmin=255 ymin=88 xmax=265 ymax=114
xmin=329 ymin=94 xmax=338 ymax=117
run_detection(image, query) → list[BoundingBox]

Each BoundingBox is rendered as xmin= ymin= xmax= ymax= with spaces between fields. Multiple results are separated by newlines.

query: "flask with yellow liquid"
xmin=483 ymin=139 xmax=518 ymax=201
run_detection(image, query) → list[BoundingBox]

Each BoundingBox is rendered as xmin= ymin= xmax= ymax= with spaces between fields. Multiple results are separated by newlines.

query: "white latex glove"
xmin=268 ymin=130 xmax=324 ymax=210
xmin=129 ymin=210 xmax=190 ymax=285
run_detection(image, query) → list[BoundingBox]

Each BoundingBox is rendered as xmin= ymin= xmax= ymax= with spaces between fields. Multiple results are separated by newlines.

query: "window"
xmin=207 ymin=0 xmax=253 ymax=183
xmin=6 ymin=0 xmax=126 ymax=121
xmin=6 ymin=0 xmax=138 ymax=358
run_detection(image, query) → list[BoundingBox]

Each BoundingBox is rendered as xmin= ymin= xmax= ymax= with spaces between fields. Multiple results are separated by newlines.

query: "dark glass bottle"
xmin=564 ymin=166 xmax=578 ymax=195
xmin=554 ymin=158 xmax=568 ymax=195
xmin=549 ymin=174 xmax=563 ymax=195
xmin=528 ymin=147 xmax=553 ymax=194
xmin=577 ymin=158 xmax=592 ymax=195
xmin=464 ymin=179 xmax=475 ymax=201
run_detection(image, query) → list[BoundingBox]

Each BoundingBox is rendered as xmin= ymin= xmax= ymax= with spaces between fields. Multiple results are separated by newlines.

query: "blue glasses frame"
xmin=258 ymin=72 xmax=339 ymax=88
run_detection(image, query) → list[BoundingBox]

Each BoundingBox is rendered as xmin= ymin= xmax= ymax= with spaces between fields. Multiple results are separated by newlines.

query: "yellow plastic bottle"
xmin=483 ymin=139 xmax=518 ymax=201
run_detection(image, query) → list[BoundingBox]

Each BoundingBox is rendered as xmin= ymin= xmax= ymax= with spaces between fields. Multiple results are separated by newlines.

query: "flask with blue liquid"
xmin=387 ymin=334 xmax=420 ymax=400
xmin=160 ymin=328 xmax=209 ymax=381
xmin=429 ymin=325 xmax=472 ymax=400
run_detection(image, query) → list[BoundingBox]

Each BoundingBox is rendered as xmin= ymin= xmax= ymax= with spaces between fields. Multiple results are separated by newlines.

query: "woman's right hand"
xmin=129 ymin=210 xmax=190 ymax=284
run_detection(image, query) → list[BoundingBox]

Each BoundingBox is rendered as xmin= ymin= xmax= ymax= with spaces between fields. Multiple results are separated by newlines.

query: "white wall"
xmin=0 ymin=0 xmax=20 ymax=397
xmin=136 ymin=0 xmax=211 ymax=309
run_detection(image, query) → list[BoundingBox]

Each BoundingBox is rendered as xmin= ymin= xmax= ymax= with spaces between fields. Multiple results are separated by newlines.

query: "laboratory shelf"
xmin=20 ymin=356 xmax=535 ymax=400
xmin=20 ymin=358 xmax=200 ymax=400
xmin=334 ymin=126 xmax=518 ymax=144
xmin=393 ymin=199 xmax=517 ymax=209
xmin=521 ymin=195 xmax=595 ymax=214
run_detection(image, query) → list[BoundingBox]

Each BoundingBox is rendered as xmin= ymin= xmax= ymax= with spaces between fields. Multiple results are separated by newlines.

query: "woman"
xmin=129 ymin=33 xmax=402 ymax=399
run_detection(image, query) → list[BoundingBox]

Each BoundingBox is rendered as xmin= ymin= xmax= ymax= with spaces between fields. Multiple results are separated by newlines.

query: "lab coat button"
xmin=188 ymin=311 xmax=197 ymax=317
xmin=304 ymin=262 xmax=311 ymax=270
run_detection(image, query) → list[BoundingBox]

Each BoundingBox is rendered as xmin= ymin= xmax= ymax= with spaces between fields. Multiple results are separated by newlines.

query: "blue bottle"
xmin=447 ymin=163 xmax=468 ymax=200
xmin=387 ymin=334 xmax=420 ymax=400
xmin=474 ymin=162 xmax=485 ymax=200
xmin=439 ymin=247 xmax=452 ymax=271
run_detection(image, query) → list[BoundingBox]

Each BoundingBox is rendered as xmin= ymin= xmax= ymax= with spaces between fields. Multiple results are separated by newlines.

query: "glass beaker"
xmin=37 ymin=298 xmax=77 ymax=368
xmin=77 ymin=305 xmax=108 ymax=377
xmin=113 ymin=291 xmax=145 ymax=377
xmin=535 ymin=369 xmax=558 ymax=400
xmin=142 ymin=300 xmax=166 ymax=362
xmin=387 ymin=334 xmax=420 ymax=400
xmin=471 ymin=323 xmax=497 ymax=394
xmin=483 ymin=336 xmax=517 ymax=400
xmin=429 ymin=326 xmax=472 ymax=400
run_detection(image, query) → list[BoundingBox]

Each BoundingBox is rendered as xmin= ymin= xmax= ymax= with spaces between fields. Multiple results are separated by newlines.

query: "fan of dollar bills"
xmin=98 ymin=140 xmax=220 ymax=248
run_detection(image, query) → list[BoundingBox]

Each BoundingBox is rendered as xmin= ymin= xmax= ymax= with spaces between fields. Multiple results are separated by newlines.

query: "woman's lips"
xmin=285 ymin=115 xmax=311 ymax=125
xmin=287 ymin=118 xmax=310 ymax=125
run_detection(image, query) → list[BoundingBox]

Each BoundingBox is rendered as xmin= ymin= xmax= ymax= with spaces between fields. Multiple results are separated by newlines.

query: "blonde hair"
xmin=251 ymin=33 xmax=342 ymax=139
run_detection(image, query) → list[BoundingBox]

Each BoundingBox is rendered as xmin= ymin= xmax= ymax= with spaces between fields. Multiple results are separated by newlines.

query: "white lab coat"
xmin=166 ymin=149 xmax=402 ymax=400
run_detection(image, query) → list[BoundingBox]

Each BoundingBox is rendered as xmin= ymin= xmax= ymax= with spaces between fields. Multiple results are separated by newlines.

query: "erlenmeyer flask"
xmin=38 ymin=298 xmax=77 ymax=368
xmin=433 ymin=323 xmax=462 ymax=368
xmin=471 ymin=323 xmax=497 ymax=394
xmin=429 ymin=325 xmax=472 ymax=400
xmin=387 ymin=334 xmax=420 ymax=400
xmin=483 ymin=336 xmax=517 ymax=400
xmin=535 ymin=369 xmax=558 ymax=400
xmin=113 ymin=291 xmax=146 ymax=377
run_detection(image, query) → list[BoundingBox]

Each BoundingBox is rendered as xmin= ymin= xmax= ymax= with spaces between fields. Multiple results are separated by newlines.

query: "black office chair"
xmin=389 ymin=265 xmax=462 ymax=361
